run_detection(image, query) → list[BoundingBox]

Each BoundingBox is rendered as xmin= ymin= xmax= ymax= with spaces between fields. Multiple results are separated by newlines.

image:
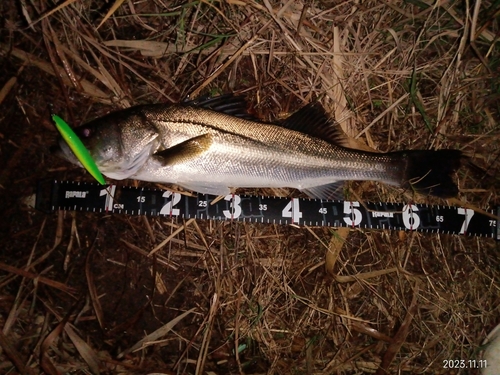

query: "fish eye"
xmin=79 ymin=128 xmax=92 ymax=138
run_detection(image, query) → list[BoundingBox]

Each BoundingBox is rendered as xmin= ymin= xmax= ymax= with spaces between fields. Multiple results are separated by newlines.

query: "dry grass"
xmin=1 ymin=0 xmax=500 ymax=374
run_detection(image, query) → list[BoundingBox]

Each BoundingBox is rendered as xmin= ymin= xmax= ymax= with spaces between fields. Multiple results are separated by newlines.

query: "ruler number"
xmin=436 ymin=215 xmax=444 ymax=222
xmin=160 ymin=191 xmax=181 ymax=216
xmin=223 ymin=195 xmax=242 ymax=219
xmin=100 ymin=186 xmax=117 ymax=211
xmin=319 ymin=207 xmax=327 ymax=214
xmin=490 ymin=220 xmax=496 ymax=227
xmin=458 ymin=208 xmax=475 ymax=234
xmin=343 ymin=202 xmax=362 ymax=226
xmin=137 ymin=196 xmax=146 ymax=203
xmin=402 ymin=204 xmax=420 ymax=230
xmin=282 ymin=199 xmax=303 ymax=223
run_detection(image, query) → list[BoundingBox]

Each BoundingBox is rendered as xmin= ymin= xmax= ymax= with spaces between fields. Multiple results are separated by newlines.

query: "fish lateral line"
xmin=51 ymin=95 xmax=463 ymax=199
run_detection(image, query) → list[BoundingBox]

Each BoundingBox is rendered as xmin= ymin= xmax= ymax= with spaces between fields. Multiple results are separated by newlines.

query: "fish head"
xmin=53 ymin=108 xmax=159 ymax=180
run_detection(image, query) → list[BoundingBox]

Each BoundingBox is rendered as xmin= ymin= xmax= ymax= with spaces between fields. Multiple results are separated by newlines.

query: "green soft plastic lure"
xmin=52 ymin=114 xmax=106 ymax=185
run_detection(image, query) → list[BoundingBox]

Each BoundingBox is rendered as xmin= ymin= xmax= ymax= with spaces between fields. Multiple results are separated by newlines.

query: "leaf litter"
xmin=0 ymin=0 xmax=499 ymax=374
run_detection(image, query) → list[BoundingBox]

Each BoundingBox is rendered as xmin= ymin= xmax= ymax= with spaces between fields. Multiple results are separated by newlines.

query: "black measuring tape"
xmin=36 ymin=180 xmax=499 ymax=240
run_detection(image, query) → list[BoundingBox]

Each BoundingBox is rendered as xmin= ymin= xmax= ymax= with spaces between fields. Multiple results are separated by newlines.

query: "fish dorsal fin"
xmin=279 ymin=102 xmax=349 ymax=146
xmin=183 ymin=94 xmax=259 ymax=121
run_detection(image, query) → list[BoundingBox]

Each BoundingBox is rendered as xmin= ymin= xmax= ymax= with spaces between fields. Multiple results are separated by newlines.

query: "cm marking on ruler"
xmin=36 ymin=180 xmax=499 ymax=240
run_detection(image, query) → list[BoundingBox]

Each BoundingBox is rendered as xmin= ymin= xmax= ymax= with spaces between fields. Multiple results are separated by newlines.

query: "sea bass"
xmin=53 ymin=95 xmax=462 ymax=199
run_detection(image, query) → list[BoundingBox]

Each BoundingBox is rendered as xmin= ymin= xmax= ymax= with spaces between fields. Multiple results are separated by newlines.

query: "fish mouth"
xmin=51 ymin=136 xmax=157 ymax=180
xmin=51 ymin=139 xmax=82 ymax=167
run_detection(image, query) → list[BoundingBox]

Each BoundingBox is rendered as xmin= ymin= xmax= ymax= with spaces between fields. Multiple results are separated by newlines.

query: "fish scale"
xmin=53 ymin=95 xmax=462 ymax=200
xmin=140 ymin=107 xmax=402 ymax=184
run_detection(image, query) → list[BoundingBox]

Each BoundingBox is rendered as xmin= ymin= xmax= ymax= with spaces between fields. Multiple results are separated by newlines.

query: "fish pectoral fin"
xmin=301 ymin=182 xmax=345 ymax=200
xmin=153 ymin=134 xmax=213 ymax=165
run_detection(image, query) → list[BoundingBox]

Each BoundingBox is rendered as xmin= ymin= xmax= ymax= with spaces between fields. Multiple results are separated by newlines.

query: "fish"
xmin=53 ymin=95 xmax=462 ymax=199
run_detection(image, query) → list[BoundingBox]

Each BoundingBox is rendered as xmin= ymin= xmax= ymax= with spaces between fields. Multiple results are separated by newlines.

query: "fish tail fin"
xmin=393 ymin=149 xmax=462 ymax=198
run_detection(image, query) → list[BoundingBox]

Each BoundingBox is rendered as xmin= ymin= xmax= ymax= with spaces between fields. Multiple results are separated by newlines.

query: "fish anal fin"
xmin=154 ymin=134 xmax=213 ymax=165
xmin=278 ymin=102 xmax=350 ymax=147
xmin=301 ymin=182 xmax=345 ymax=200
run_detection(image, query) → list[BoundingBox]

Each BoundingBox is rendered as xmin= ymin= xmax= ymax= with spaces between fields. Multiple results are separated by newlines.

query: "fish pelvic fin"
xmin=394 ymin=149 xmax=462 ymax=198
xmin=154 ymin=134 xmax=213 ymax=165
xmin=179 ymin=183 xmax=230 ymax=197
